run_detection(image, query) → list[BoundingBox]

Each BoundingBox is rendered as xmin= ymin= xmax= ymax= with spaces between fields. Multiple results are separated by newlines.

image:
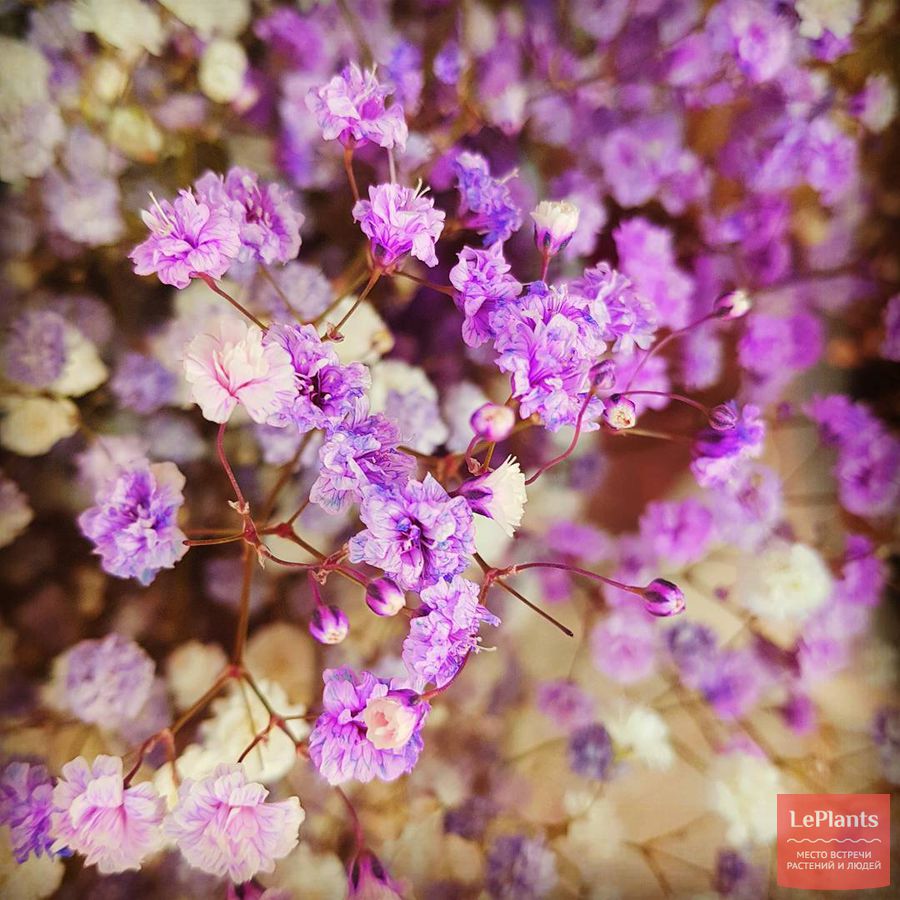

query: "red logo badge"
xmin=777 ymin=794 xmax=890 ymax=891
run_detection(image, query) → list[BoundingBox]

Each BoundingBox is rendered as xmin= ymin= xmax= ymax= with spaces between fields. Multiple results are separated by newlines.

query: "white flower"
xmin=0 ymin=476 xmax=33 ymax=549
xmin=0 ymin=396 xmax=79 ymax=456
xmin=0 ymin=38 xmax=50 ymax=116
xmin=198 ymin=39 xmax=248 ymax=105
xmin=165 ymin=641 xmax=228 ymax=711
xmin=858 ymin=74 xmax=897 ymax=133
xmin=555 ymin=796 xmax=623 ymax=882
xmin=794 ymin=0 xmax=860 ymax=39
xmin=531 ymin=200 xmax=581 ymax=254
xmin=107 ymin=107 xmax=164 ymax=162
xmin=0 ymin=102 xmax=64 ymax=183
xmin=48 ymin=327 xmax=108 ymax=398
xmin=461 ymin=456 xmax=527 ymax=537
xmin=0 ymin=834 xmax=64 ymax=900
xmin=736 ymin=541 xmax=833 ymax=621
xmin=607 ymin=705 xmax=674 ymax=770
xmin=159 ymin=0 xmax=250 ymax=39
xmin=71 ymin=0 xmax=165 ymax=58
xmin=710 ymin=752 xmax=782 ymax=846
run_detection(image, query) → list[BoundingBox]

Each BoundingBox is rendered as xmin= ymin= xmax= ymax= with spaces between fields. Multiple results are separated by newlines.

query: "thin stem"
xmin=614 ymin=427 xmax=692 ymax=444
xmin=540 ymin=250 xmax=551 ymax=281
xmin=259 ymin=432 xmax=315 ymax=524
xmin=258 ymin=264 xmax=303 ymax=324
xmin=329 ymin=269 xmax=382 ymax=336
xmin=200 ymin=275 xmax=266 ymax=330
xmin=493 ymin=578 xmax=574 ymax=637
xmin=624 ymin=311 xmax=717 ymax=391
xmin=185 ymin=534 xmax=244 ymax=547
xmin=232 ymin=546 xmax=256 ymax=663
xmin=526 ymin=389 xmax=596 ymax=485
xmin=336 ymin=786 xmax=365 ymax=850
xmin=616 ymin=389 xmax=710 ymax=418
xmin=343 ymin=145 xmax=360 ymax=203
xmin=394 ymin=269 xmax=456 ymax=297
xmin=216 ymin=423 xmax=247 ymax=509
xmin=511 ymin=561 xmax=644 ymax=596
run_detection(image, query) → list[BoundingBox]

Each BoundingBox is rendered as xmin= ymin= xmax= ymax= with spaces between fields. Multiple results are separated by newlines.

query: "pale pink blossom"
xmin=183 ymin=319 xmax=295 ymax=424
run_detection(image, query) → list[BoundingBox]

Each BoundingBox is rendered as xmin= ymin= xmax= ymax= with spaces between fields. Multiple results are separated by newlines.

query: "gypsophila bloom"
xmin=591 ymin=608 xmax=658 ymax=684
xmin=536 ymin=680 xmax=596 ymax=732
xmin=568 ymin=723 xmax=614 ymax=780
xmin=530 ymin=200 xmax=579 ymax=256
xmin=471 ymin=402 xmax=516 ymax=442
xmin=3 ymin=310 xmax=66 ymax=388
xmin=307 ymin=63 xmax=408 ymax=151
xmin=639 ymin=499 xmax=715 ymax=567
xmin=0 ymin=762 xmax=55 ymax=862
xmin=50 ymin=755 xmax=165 ymax=874
xmin=0 ymin=475 xmax=33 ymax=549
xmin=311 ymin=404 xmax=414 ymax=514
xmin=453 ymin=151 xmax=523 ymax=246
xmin=195 ymin=168 xmax=303 ymax=266
xmin=607 ymin=706 xmax=674 ymax=770
xmin=710 ymin=751 xmax=782 ymax=846
xmin=402 ymin=577 xmax=500 ymax=687
xmin=308 ymin=667 xmax=429 ymax=785
xmin=485 ymin=835 xmax=558 ymax=900
xmin=352 ymin=182 xmax=445 ymax=269
xmin=310 ymin=606 xmax=349 ymax=645
xmin=457 ymin=456 xmax=527 ymax=537
xmin=264 ymin=324 xmax=370 ymax=433
xmin=795 ymin=0 xmax=860 ymax=40
xmin=365 ymin=577 xmax=406 ymax=617
xmin=692 ymin=402 xmax=765 ymax=487
xmin=184 ymin=319 xmax=296 ymax=425
xmin=349 ymin=475 xmax=475 ymax=590
xmin=449 ymin=243 xmax=522 ymax=348
xmin=77 ymin=460 xmax=188 ymax=585
xmin=110 ymin=352 xmax=177 ymax=415
xmin=130 ymin=190 xmax=241 ymax=289
xmin=58 ymin=634 xmax=155 ymax=730
xmin=164 ymin=764 xmax=304 ymax=883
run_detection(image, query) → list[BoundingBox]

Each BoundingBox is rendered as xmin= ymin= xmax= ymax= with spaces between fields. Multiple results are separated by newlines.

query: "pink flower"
xmin=130 ymin=191 xmax=241 ymax=289
xmin=183 ymin=319 xmax=296 ymax=424
xmin=164 ymin=764 xmax=304 ymax=883
xmin=50 ymin=755 xmax=165 ymax=874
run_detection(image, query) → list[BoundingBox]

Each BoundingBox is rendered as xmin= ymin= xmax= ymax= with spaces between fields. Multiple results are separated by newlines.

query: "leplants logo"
xmin=777 ymin=794 xmax=890 ymax=890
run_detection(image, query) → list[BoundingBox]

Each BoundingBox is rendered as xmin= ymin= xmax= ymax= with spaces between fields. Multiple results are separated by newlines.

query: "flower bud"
xmin=714 ymin=289 xmax=752 ymax=320
xmin=709 ymin=402 xmax=738 ymax=431
xmin=365 ymin=577 xmax=406 ymax=617
xmin=642 ymin=578 xmax=686 ymax=617
xmin=470 ymin=403 xmax=515 ymax=442
xmin=530 ymin=200 xmax=579 ymax=256
xmin=602 ymin=395 xmax=637 ymax=431
xmin=309 ymin=605 xmax=349 ymax=644
xmin=591 ymin=359 xmax=617 ymax=392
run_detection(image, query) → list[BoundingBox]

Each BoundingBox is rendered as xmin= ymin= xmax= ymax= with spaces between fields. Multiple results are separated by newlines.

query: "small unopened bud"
xmin=591 ymin=359 xmax=617 ymax=392
xmin=642 ymin=578 xmax=685 ymax=617
xmin=530 ymin=200 xmax=580 ymax=256
xmin=365 ymin=577 xmax=406 ymax=617
xmin=309 ymin=605 xmax=349 ymax=644
xmin=470 ymin=403 xmax=515 ymax=442
xmin=602 ymin=395 xmax=637 ymax=431
xmin=709 ymin=402 xmax=738 ymax=431
xmin=714 ymin=289 xmax=752 ymax=320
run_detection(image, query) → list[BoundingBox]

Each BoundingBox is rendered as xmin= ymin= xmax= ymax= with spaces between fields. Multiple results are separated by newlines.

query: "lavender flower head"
xmin=453 ymin=151 xmax=522 ymax=246
xmin=307 ymin=63 xmax=408 ymax=151
xmin=308 ymin=667 xmax=430 ymax=785
xmin=130 ymin=190 xmax=241 ymax=289
xmin=110 ymin=352 xmax=176 ymax=415
xmin=0 ymin=762 xmax=56 ymax=862
xmin=352 ymin=182 xmax=445 ymax=269
xmin=50 ymin=755 xmax=165 ymax=874
xmin=59 ymin=633 xmax=155 ymax=730
xmin=195 ymin=167 xmax=304 ymax=266
xmin=310 ymin=403 xmax=415 ymax=514
xmin=164 ymin=764 xmax=304 ymax=883
xmin=485 ymin=835 xmax=558 ymax=900
xmin=692 ymin=402 xmax=765 ymax=487
xmin=3 ymin=309 xmax=67 ymax=388
xmin=568 ymin=722 xmax=614 ymax=780
xmin=77 ymin=460 xmax=188 ymax=585
xmin=402 ymin=577 xmax=500 ymax=687
xmin=449 ymin=243 xmax=523 ymax=348
xmin=349 ymin=475 xmax=476 ymax=590
xmin=264 ymin=323 xmax=371 ymax=433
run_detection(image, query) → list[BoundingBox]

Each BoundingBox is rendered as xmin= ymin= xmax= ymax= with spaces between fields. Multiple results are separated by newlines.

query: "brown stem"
xmin=231 ymin=545 xmax=256 ymax=663
xmin=329 ymin=269 xmax=382 ymax=337
xmin=343 ymin=144 xmax=360 ymax=203
xmin=216 ymin=422 xmax=247 ymax=509
xmin=200 ymin=274 xmax=266 ymax=330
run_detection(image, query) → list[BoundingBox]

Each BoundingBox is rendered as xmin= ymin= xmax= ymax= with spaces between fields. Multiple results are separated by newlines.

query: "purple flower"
xmin=485 ymin=835 xmax=558 ymax=900
xmin=77 ymin=460 xmax=188 ymax=585
xmin=639 ymin=499 xmax=715 ymax=567
xmin=194 ymin=168 xmax=303 ymax=266
xmin=307 ymin=667 xmax=429 ymax=785
xmin=872 ymin=708 xmax=900 ymax=784
xmin=310 ymin=404 xmax=415 ymax=514
xmin=264 ymin=324 xmax=370 ymax=434
xmin=572 ymin=263 xmax=657 ymax=355
xmin=702 ymin=649 xmax=766 ymax=721
xmin=691 ymin=402 xmax=765 ymax=487
xmin=309 ymin=605 xmax=349 ymax=645
xmin=349 ymin=849 xmax=406 ymax=899
xmin=164 ymin=764 xmax=304 ymax=883
xmin=50 ymin=755 xmax=165 ymax=874
xmin=3 ymin=309 xmax=68 ymax=388
xmin=834 ymin=535 xmax=885 ymax=607
xmin=591 ymin=608 xmax=658 ymax=684
xmin=711 ymin=464 xmax=783 ymax=550
xmin=666 ymin=621 xmax=719 ymax=690
xmin=110 ymin=352 xmax=176 ymax=415
xmin=536 ymin=680 xmax=596 ymax=732
xmin=0 ymin=762 xmax=55 ymax=862
xmin=834 ymin=429 xmax=900 ymax=519
xmin=352 ymin=182 xmax=445 ymax=269
xmin=60 ymin=634 xmax=155 ymax=730
xmin=349 ymin=475 xmax=475 ymax=590
xmin=130 ymin=190 xmax=241 ymax=289
xmin=452 ymin=151 xmax=522 ymax=246
xmin=449 ymin=243 xmax=522 ymax=348
xmin=402 ymin=577 xmax=500 ymax=687
xmin=568 ymin=723 xmax=614 ymax=780
xmin=306 ymin=63 xmax=408 ymax=150
xmin=492 ymin=282 xmax=606 ymax=432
